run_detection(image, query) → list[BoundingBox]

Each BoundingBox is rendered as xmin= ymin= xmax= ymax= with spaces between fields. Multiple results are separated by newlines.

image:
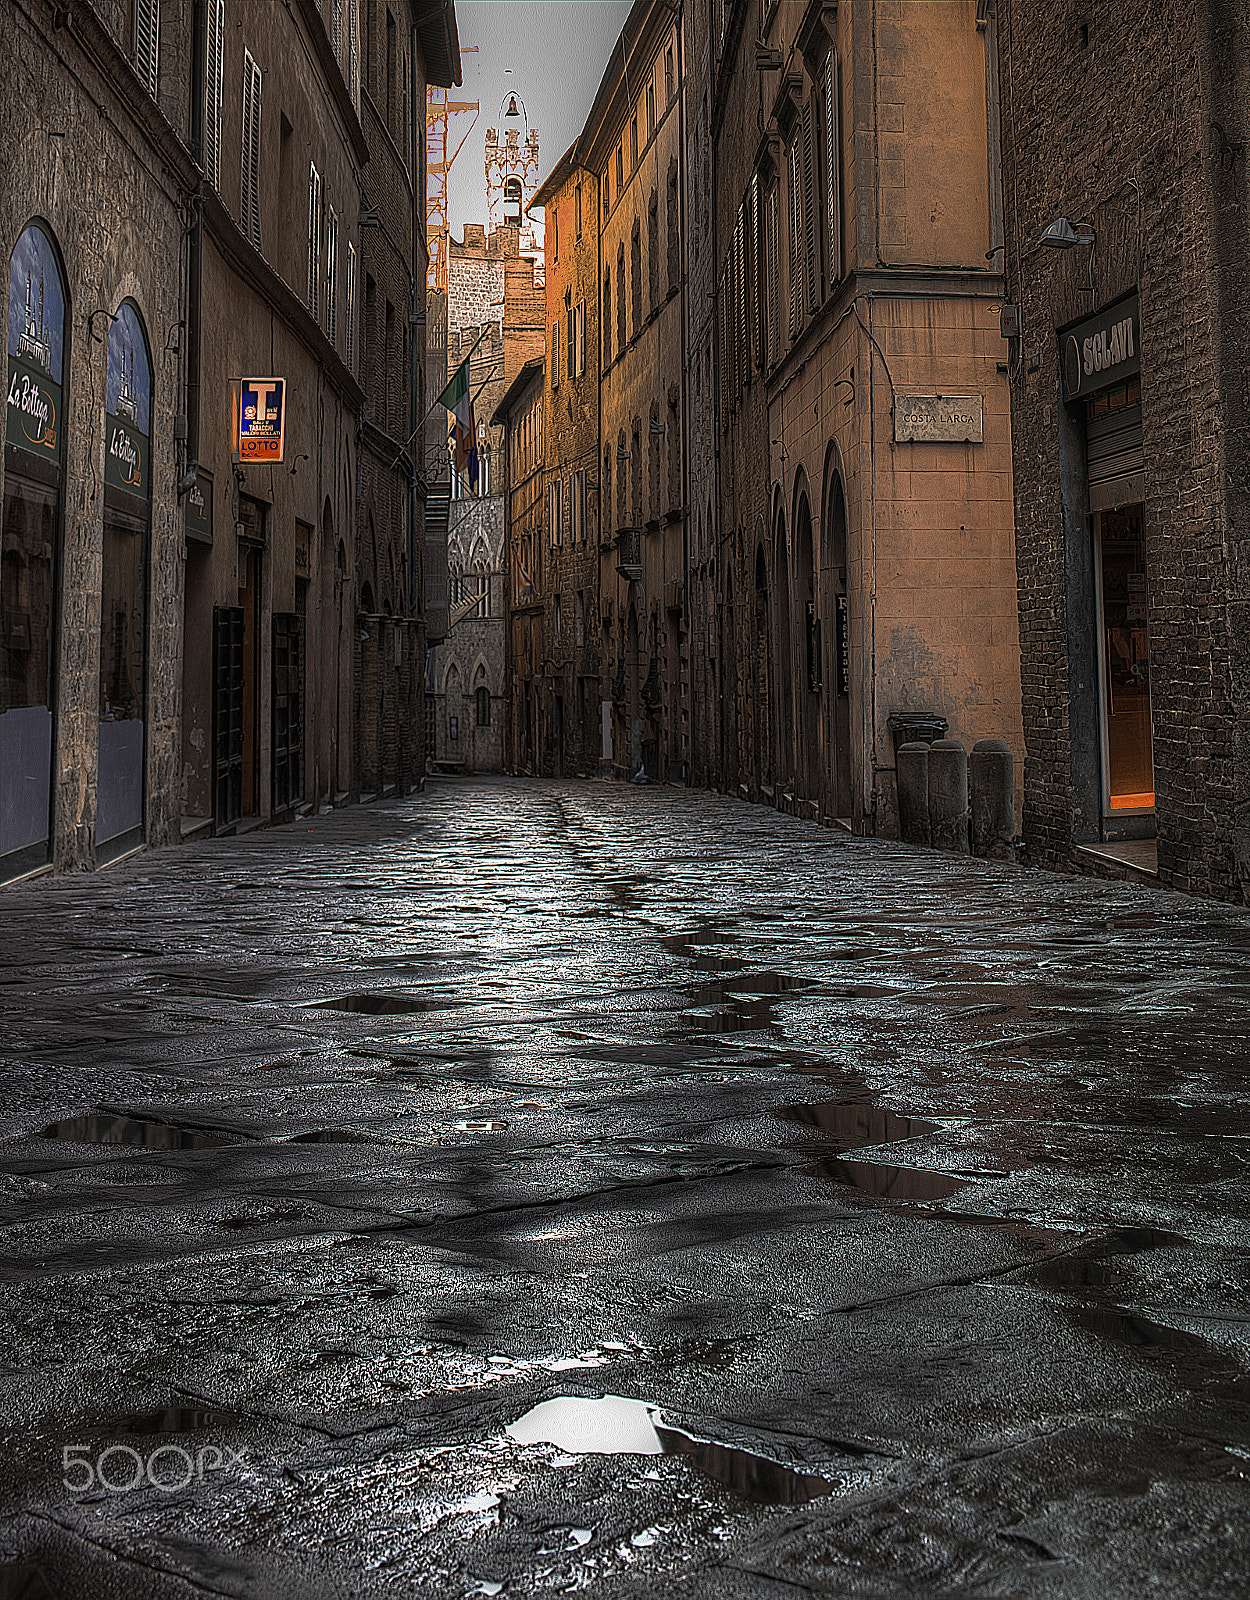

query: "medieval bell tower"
xmin=485 ymin=93 xmax=541 ymax=256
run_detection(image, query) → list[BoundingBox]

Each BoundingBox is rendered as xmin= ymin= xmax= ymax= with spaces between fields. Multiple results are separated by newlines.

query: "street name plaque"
xmin=894 ymin=393 xmax=983 ymax=444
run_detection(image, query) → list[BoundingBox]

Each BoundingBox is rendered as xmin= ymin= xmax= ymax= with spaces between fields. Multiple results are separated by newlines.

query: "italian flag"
xmin=437 ymin=357 xmax=473 ymax=473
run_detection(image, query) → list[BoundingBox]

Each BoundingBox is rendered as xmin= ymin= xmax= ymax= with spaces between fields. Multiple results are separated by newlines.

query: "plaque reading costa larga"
xmin=894 ymin=393 xmax=984 ymax=443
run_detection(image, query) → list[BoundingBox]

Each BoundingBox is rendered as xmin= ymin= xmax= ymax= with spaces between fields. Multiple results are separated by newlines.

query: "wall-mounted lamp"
xmin=649 ymin=419 xmax=666 ymax=436
xmin=1038 ymin=217 xmax=1095 ymax=250
xmin=176 ymin=463 xmax=199 ymax=498
xmin=87 ymin=309 xmax=118 ymax=342
xmin=288 ymin=451 xmax=310 ymax=477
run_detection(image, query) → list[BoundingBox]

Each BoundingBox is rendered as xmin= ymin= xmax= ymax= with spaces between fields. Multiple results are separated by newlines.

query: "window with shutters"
xmin=646 ymin=80 xmax=655 ymax=142
xmin=631 ymin=116 xmax=638 ymax=169
xmin=133 ymin=0 xmax=160 ymax=97
xmin=307 ymin=163 xmax=322 ymax=319
xmin=631 ymin=420 xmax=642 ymax=527
xmin=752 ymin=174 xmax=764 ymax=370
xmin=604 ymin=448 xmax=612 ymax=531
xmin=348 ymin=0 xmax=359 ymax=106
xmin=345 ymin=242 xmax=356 ymax=372
xmin=551 ymin=202 xmax=558 ymax=262
xmin=738 ymin=202 xmax=749 ymax=389
xmin=566 ymin=291 xmax=575 ymax=379
xmin=552 ymin=323 xmax=559 ymax=389
xmin=603 ymin=270 xmax=612 ymax=364
xmin=205 ymin=0 xmax=224 ymax=187
xmin=767 ymin=182 xmax=779 ymax=365
xmin=241 ymin=51 xmax=262 ymax=249
xmin=787 ymin=139 xmax=801 ymax=336
xmin=616 ymin=430 xmax=627 ymax=528
xmin=649 ymin=403 xmax=661 ymax=524
xmin=616 ymin=144 xmax=624 ymax=192
xmin=631 ymin=218 xmax=641 ymax=335
xmin=802 ymin=98 xmax=819 ymax=314
xmin=575 ymin=183 xmax=582 ymax=239
xmin=648 ymin=190 xmax=659 ymax=312
xmin=825 ymin=52 xmax=842 ymax=286
xmin=617 ymin=244 xmax=626 ymax=350
xmin=667 ymin=392 xmax=680 ymax=510
xmin=576 ymin=299 xmax=585 ymax=377
xmin=665 ymin=46 xmax=674 ymax=104
xmin=326 ymin=209 xmax=338 ymax=345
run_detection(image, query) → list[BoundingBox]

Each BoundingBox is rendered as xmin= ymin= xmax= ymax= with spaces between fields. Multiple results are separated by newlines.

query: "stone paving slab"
xmin=0 ymin=779 xmax=1247 ymax=1598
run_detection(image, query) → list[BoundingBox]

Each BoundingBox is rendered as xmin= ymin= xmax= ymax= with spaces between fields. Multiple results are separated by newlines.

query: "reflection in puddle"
xmin=313 ymin=992 xmax=447 ymax=1015
xmin=505 ymin=1394 xmax=834 ymax=1506
xmin=805 ymin=1157 xmax=965 ymax=1201
xmin=38 ymin=1113 xmax=234 ymax=1150
xmin=287 ymin=1129 xmax=372 ymax=1144
xmin=86 ymin=1406 xmax=245 ymax=1435
xmin=776 ymin=1098 xmax=940 ymax=1151
xmin=456 ymin=1119 xmax=509 ymax=1132
xmin=1070 ymin=1305 xmax=1209 ymax=1355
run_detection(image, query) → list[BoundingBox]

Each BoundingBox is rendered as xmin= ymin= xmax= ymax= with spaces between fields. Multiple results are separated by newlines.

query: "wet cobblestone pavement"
xmin=1 ymin=778 xmax=1248 ymax=1598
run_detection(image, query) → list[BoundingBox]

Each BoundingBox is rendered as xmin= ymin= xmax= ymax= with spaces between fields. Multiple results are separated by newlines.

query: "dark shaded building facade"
xmin=997 ymin=0 xmax=1250 ymax=900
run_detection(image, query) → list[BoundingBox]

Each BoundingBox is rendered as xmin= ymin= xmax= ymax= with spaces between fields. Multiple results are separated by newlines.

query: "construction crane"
xmin=426 ymin=46 xmax=479 ymax=294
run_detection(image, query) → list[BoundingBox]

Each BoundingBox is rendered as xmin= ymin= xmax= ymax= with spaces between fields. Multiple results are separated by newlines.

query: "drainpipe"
xmin=187 ymin=0 xmax=206 ymax=470
xmin=709 ymin=0 xmax=722 ymax=792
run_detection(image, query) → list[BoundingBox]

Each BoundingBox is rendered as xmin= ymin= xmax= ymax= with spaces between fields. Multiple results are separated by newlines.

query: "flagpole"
xmin=390 ymin=325 xmax=491 ymax=471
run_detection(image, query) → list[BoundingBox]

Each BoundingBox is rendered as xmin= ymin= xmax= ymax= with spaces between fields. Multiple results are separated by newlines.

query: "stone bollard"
xmin=896 ymin=742 xmax=932 ymax=847
xmin=970 ymin=738 xmax=1016 ymax=861
xmin=929 ymin=739 xmax=970 ymax=854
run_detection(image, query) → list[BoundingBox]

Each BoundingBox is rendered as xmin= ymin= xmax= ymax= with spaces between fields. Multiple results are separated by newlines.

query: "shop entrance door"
xmin=95 ymin=501 xmax=147 ymax=861
xmin=1 ymin=469 xmax=58 ymax=879
xmin=212 ymin=606 xmax=244 ymax=827
xmin=271 ymin=610 xmax=304 ymax=812
xmin=1093 ymin=504 xmax=1155 ymax=826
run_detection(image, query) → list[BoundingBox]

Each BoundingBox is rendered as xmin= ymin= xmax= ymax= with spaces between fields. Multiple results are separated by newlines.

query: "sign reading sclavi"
xmin=894 ymin=393 xmax=984 ymax=444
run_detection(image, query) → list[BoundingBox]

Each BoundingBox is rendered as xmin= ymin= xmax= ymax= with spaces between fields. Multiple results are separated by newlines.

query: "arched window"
xmin=503 ymin=177 xmax=522 ymax=223
xmin=476 ymin=686 xmax=491 ymax=726
xmin=3 ymin=220 xmax=68 ymax=877
xmin=97 ymin=299 xmax=153 ymax=856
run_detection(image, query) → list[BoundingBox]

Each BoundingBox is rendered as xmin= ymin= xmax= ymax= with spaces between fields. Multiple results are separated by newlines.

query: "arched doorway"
xmin=3 ymin=220 xmax=68 ymax=879
xmin=793 ymin=483 xmax=820 ymax=803
xmin=626 ymin=601 xmax=641 ymax=773
xmin=822 ymin=455 xmax=851 ymax=821
xmin=773 ymin=500 xmax=792 ymax=791
xmin=753 ymin=540 xmax=770 ymax=791
xmin=97 ymin=299 xmax=153 ymax=861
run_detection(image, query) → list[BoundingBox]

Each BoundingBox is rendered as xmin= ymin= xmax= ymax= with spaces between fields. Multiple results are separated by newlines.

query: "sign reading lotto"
xmin=239 ymin=377 xmax=286 ymax=463
xmin=104 ymin=302 xmax=151 ymax=499
xmin=6 ymin=223 xmax=65 ymax=464
xmin=1061 ymin=293 xmax=1141 ymax=403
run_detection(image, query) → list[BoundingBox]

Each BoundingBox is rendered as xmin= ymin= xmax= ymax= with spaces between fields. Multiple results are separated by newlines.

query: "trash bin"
xmin=887 ymin=712 xmax=948 ymax=768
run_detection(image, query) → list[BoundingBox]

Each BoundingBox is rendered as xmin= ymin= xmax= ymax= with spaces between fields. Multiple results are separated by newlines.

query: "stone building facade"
xmin=583 ymin=0 xmax=688 ymax=782
xmin=528 ymin=143 xmax=604 ymax=777
xmin=706 ymin=0 xmax=1022 ymax=835
xmin=1 ymin=0 xmax=458 ymax=886
xmin=425 ymin=217 xmax=543 ymax=771
xmin=996 ymin=0 xmax=1250 ymax=902
xmin=495 ymin=358 xmax=546 ymax=772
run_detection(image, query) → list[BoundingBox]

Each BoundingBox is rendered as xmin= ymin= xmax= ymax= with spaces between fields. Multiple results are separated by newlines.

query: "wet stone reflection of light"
xmin=804 ymin=1157 xmax=966 ymax=1201
xmin=37 ymin=1113 xmax=235 ymax=1150
xmin=312 ymin=993 xmax=448 ymax=1015
xmin=775 ymin=1098 xmax=942 ymax=1151
xmin=505 ymin=1395 xmax=835 ymax=1507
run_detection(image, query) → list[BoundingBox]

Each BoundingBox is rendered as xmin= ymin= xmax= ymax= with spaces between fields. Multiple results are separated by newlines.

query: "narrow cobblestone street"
xmin=1 ymin=779 xmax=1248 ymax=1598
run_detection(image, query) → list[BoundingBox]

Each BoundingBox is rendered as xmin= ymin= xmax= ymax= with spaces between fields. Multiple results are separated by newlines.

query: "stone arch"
xmin=772 ymin=495 xmax=793 ymax=791
xmin=821 ymin=441 xmax=852 ymax=820
xmin=753 ymin=530 xmax=771 ymax=791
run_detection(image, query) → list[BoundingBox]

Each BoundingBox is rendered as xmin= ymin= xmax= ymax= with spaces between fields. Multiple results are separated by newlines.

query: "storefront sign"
xmin=835 ymin=594 xmax=850 ymax=699
xmin=1061 ymin=294 xmax=1140 ymax=402
xmin=185 ymin=467 xmax=213 ymax=544
xmin=6 ymin=224 xmax=65 ymax=464
xmin=894 ymin=393 xmax=983 ymax=443
xmin=239 ymin=376 xmax=285 ymax=463
xmin=104 ymin=302 xmax=151 ymax=499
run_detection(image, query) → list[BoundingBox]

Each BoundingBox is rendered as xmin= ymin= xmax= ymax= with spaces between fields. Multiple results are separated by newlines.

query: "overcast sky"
xmin=444 ymin=1 xmax=633 ymax=237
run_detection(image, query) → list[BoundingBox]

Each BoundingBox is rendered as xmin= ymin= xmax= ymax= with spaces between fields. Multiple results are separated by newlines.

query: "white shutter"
xmin=346 ymin=242 xmax=356 ymax=372
xmin=205 ymin=0 xmax=224 ymax=187
xmin=332 ymin=0 xmax=343 ymax=62
xmin=327 ymin=210 xmax=338 ymax=344
xmin=825 ymin=52 xmax=842 ymax=286
xmin=135 ymin=0 xmax=160 ymax=98
xmin=242 ymin=52 xmax=262 ymax=248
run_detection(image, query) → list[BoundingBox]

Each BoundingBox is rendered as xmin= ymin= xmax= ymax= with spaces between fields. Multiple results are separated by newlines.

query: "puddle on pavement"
xmin=37 ymin=1112 xmax=236 ymax=1150
xmin=313 ymin=992 xmax=448 ymax=1015
xmin=804 ymin=1156 xmax=965 ymax=1200
xmin=85 ymin=1405 xmax=246 ymax=1435
xmin=287 ymin=1128 xmax=373 ymax=1144
xmin=457 ymin=1119 xmax=509 ymax=1132
xmin=0 ymin=1564 xmax=57 ymax=1600
xmin=775 ymin=1098 xmax=941 ymax=1151
xmin=505 ymin=1394 xmax=834 ymax=1506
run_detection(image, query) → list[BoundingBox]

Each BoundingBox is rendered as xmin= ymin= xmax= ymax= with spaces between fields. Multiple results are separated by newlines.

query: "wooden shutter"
xmin=242 ymin=53 xmax=262 ymax=248
xmin=576 ymin=300 xmax=585 ymax=377
xmin=788 ymin=140 xmax=801 ymax=336
xmin=135 ymin=0 xmax=160 ymax=97
xmin=751 ymin=174 xmax=763 ymax=370
xmin=803 ymin=98 xmax=819 ymax=315
xmin=307 ymin=164 xmax=321 ymax=315
xmin=205 ymin=0 xmax=224 ymax=187
xmin=825 ymin=51 xmax=842 ymax=286
xmin=349 ymin=0 xmax=358 ymax=104
xmin=767 ymin=183 xmax=779 ymax=365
